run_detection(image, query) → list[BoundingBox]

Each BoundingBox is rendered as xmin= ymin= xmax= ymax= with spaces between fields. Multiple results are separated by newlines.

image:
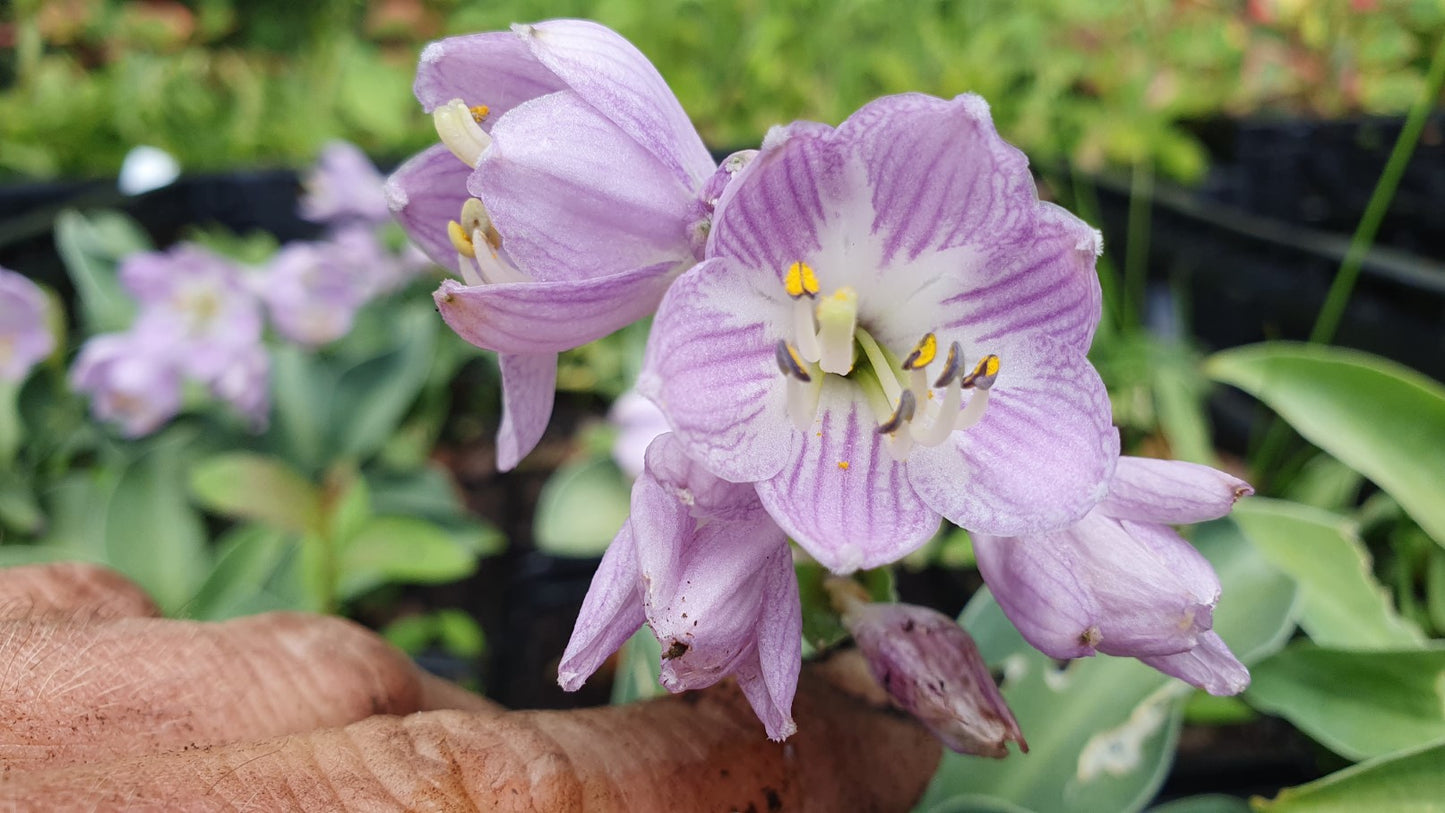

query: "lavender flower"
xmin=387 ymin=19 xmax=726 ymax=470
xmin=299 ymin=141 xmax=392 ymax=226
xmin=70 ymin=330 xmax=183 ymax=437
xmin=973 ymin=457 xmax=1254 ymax=695
xmin=558 ymin=432 xmax=802 ymax=741
xmin=609 ymin=389 xmax=670 ymax=479
xmin=640 ymin=93 xmax=1117 ymax=573
xmin=0 ymin=267 xmax=54 ymax=382
xmin=257 ymin=238 xmax=370 ymax=347
xmin=840 ymin=597 xmax=1026 ymax=757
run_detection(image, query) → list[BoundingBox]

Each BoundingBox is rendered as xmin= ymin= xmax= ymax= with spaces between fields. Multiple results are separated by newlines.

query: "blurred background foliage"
xmin=2 ymin=0 xmax=1443 ymax=181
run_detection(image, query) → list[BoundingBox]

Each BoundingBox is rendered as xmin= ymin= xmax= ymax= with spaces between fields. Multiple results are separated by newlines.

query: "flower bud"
xmin=843 ymin=600 xmax=1026 ymax=758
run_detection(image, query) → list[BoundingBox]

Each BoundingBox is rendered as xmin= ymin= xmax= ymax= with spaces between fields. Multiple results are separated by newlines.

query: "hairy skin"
xmin=0 ymin=563 xmax=940 ymax=811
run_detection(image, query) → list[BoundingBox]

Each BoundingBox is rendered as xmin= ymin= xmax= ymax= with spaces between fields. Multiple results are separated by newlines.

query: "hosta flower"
xmin=973 ymin=456 xmax=1253 ymax=695
xmin=208 ymin=342 xmax=270 ymax=429
xmin=70 ymin=330 xmax=183 ymax=436
xmin=258 ymin=237 xmax=371 ymax=347
xmin=559 ymin=433 xmax=802 ymax=741
xmin=299 ymin=141 xmax=392 ymax=226
xmin=641 ymin=93 xmax=1117 ymax=573
xmin=609 ymin=389 xmax=670 ymax=479
xmin=0 ymin=267 xmax=54 ymax=382
xmin=387 ymin=19 xmax=726 ymax=470
xmin=120 ymin=245 xmax=264 ymax=384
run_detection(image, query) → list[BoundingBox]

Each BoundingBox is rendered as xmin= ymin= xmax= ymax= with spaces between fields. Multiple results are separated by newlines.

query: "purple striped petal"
xmin=639 ymin=432 xmax=769 ymax=524
xmin=384 ymin=144 xmax=472 ymax=271
xmin=755 ymin=382 xmax=940 ymax=574
xmin=474 ymin=90 xmax=701 ymax=281
xmin=739 ymin=548 xmax=802 ymax=741
xmin=973 ymin=532 xmax=1102 ymax=661
xmin=1099 ymin=457 xmax=1254 ymax=525
xmin=907 ymin=337 xmax=1118 ymax=537
xmin=433 ymin=262 xmax=676 ymax=355
xmin=1140 ymin=631 xmax=1250 ymax=696
xmin=557 ymin=520 xmax=645 ymax=691
xmin=413 ymin=31 xmax=565 ymax=117
xmin=496 ymin=352 xmax=556 ymax=472
xmin=638 ymin=257 xmax=794 ymax=484
xmin=517 ymin=20 xmax=714 ymax=188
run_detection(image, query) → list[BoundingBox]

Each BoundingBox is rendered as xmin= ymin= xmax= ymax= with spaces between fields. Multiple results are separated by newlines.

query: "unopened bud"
xmin=843 ymin=601 xmax=1026 ymax=758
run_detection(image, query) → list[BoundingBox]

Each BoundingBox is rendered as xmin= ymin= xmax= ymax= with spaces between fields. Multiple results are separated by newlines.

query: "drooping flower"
xmin=387 ymin=19 xmax=728 ymax=470
xmin=558 ymin=432 xmax=802 ymax=741
xmin=0 ymin=267 xmax=55 ymax=382
xmin=70 ymin=330 xmax=183 ymax=437
xmin=972 ymin=456 xmax=1253 ymax=695
xmin=119 ymin=244 xmax=264 ymax=384
xmin=640 ymin=93 xmax=1117 ymax=573
xmin=838 ymin=596 xmax=1026 ymax=757
xmin=299 ymin=141 xmax=392 ymax=226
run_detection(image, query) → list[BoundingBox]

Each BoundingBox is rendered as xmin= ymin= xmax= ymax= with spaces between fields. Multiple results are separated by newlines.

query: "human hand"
xmin=1 ymin=562 xmax=939 ymax=811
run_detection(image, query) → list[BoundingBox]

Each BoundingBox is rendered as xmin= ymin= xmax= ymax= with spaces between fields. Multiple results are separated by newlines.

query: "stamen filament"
xmin=854 ymin=328 xmax=901 ymax=405
xmin=912 ymin=378 xmax=962 ymax=446
xmin=787 ymin=377 xmax=823 ymax=431
xmin=792 ymin=298 xmax=822 ymax=363
xmin=433 ymin=99 xmax=492 ymax=168
xmin=954 ymin=389 xmax=991 ymax=430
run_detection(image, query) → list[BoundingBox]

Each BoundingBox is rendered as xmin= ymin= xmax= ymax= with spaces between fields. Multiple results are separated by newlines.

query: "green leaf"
xmin=1149 ymin=795 xmax=1252 ymax=813
xmin=795 ymin=562 xmax=896 ymax=652
xmin=186 ymin=524 xmax=305 ymax=620
xmin=1205 ymin=343 xmax=1445 ymax=546
xmin=382 ymin=609 xmax=485 ymax=658
xmin=1246 ymin=643 xmax=1445 ymax=761
xmin=611 ymin=627 xmax=666 ymax=705
xmin=1232 ymin=498 xmax=1424 ymax=650
xmin=919 ymin=519 xmax=1298 ymax=813
xmin=328 ymin=304 xmax=437 ymax=461
xmin=268 ymin=345 xmax=334 ymax=473
xmin=1254 ymin=739 xmax=1445 ymax=812
xmin=53 ymin=209 xmax=149 ymax=333
xmin=104 ymin=438 xmax=211 ymax=615
xmin=533 ymin=456 xmax=632 ymax=557
xmin=337 ymin=516 xmax=478 ymax=600
xmin=189 ymin=452 xmax=322 ymax=535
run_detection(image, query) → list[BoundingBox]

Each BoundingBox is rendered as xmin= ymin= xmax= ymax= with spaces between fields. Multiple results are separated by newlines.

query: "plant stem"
xmin=1123 ymin=161 xmax=1154 ymax=330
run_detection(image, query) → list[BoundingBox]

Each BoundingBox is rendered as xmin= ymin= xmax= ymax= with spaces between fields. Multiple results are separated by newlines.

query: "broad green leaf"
xmin=328 ymin=304 xmax=437 ymax=461
xmin=611 ymin=627 xmax=665 ymax=705
xmin=1232 ymin=498 xmax=1424 ymax=650
xmin=1149 ymin=796 xmax=1252 ymax=813
xmin=268 ymin=345 xmax=334 ymax=473
xmin=533 ymin=457 xmax=632 ymax=557
xmin=1246 ymin=643 xmax=1445 ymax=761
xmin=189 ymin=452 xmax=321 ymax=535
xmin=919 ymin=519 xmax=1298 ymax=813
xmin=0 ymin=475 xmax=44 ymax=536
xmin=1206 ymin=344 xmax=1445 ymax=546
xmin=105 ymin=439 xmax=211 ymax=615
xmin=383 ymin=610 xmax=486 ymax=659
xmin=337 ymin=516 xmax=478 ymax=600
xmin=186 ymin=524 xmax=304 ymax=620
xmin=53 ymin=209 xmax=149 ymax=333
xmin=796 ymin=562 xmax=896 ymax=652
xmin=1254 ymin=739 xmax=1445 ymax=812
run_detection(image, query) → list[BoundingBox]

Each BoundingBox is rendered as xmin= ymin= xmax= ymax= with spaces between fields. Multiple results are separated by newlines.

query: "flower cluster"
xmin=393 ymin=20 xmax=1253 ymax=747
xmin=0 ymin=267 xmax=55 ymax=383
xmin=72 ymin=143 xmax=427 ymax=436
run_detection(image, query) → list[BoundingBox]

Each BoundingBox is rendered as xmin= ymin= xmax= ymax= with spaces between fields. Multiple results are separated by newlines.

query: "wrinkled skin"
xmin=0 ymin=563 xmax=939 ymax=812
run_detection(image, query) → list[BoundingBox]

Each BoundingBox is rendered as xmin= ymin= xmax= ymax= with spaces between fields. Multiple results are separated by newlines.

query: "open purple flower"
xmin=70 ymin=330 xmax=183 ymax=437
xmin=258 ymin=237 xmax=371 ymax=347
xmin=299 ymin=141 xmax=392 ymax=226
xmin=0 ymin=267 xmax=54 ymax=382
xmin=973 ymin=456 xmax=1253 ymax=695
xmin=386 ymin=19 xmax=724 ymax=470
xmin=558 ymin=432 xmax=802 ymax=741
xmin=640 ymin=93 xmax=1117 ymax=573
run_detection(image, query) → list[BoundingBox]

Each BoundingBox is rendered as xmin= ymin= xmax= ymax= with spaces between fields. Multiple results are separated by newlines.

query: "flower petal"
xmin=1140 ymin=631 xmax=1250 ymax=696
xmin=384 ymin=144 xmax=473 ymax=271
xmin=745 ymin=543 xmax=803 ymax=741
xmin=755 ymin=381 xmax=940 ymax=573
xmin=638 ymin=257 xmax=794 ymax=484
xmin=496 ymin=352 xmax=557 ymax=472
xmin=972 ymin=532 xmax=1102 ymax=661
xmin=474 ymin=90 xmax=700 ymax=282
xmin=1099 ymin=457 xmax=1254 ymax=525
xmin=516 ymin=20 xmax=714 ymax=187
xmin=907 ymin=337 xmax=1118 ymax=537
xmin=413 ymin=31 xmax=565 ymax=117
xmin=434 ymin=262 xmax=676 ymax=355
xmin=557 ymin=521 xmax=645 ymax=691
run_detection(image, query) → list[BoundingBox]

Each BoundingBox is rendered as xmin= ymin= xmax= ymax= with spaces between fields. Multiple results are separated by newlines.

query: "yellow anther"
xmin=775 ymin=339 xmax=812 ymax=382
xmin=837 ymin=461 xmax=850 ymax=470
xmin=877 ymin=389 xmax=917 ymax=435
xmin=784 ymin=261 xmax=820 ymax=299
xmin=961 ymin=354 xmax=1001 ymax=390
xmin=902 ymin=333 xmax=938 ymax=370
xmin=469 ymin=104 xmax=491 ymax=123
xmin=447 ymin=220 xmax=477 ymax=258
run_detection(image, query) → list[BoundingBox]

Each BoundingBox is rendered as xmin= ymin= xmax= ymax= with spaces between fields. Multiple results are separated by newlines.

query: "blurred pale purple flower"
xmin=973 ymin=457 xmax=1253 ymax=695
xmin=258 ymin=240 xmax=370 ymax=347
xmin=558 ymin=432 xmax=801 ymax=741
xmin=208 ymin=342 xmax=271 ymax=429
xmin=70 ymin=330 xmax=183 ymax=437
xmin=0 ymin=267 xmax=54 ymax=382
xmin=608 ymin=390 xmax=670 ymax=479
xmin=841 ymin=599 xmax=1025 ymax=757
xmin=387 ymin=19 xmax=727 ymax=470
xmin=120 ymin=245 xmax=264 ymax=383
xmin=640 ymin=93 xmax=1117 ymax=573
xmin=299 ymin=141 xmax=392 ymax=226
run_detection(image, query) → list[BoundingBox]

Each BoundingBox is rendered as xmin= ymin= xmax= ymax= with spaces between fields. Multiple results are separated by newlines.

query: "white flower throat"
xmin=774 ymin=261 xmax=998 ymax=461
